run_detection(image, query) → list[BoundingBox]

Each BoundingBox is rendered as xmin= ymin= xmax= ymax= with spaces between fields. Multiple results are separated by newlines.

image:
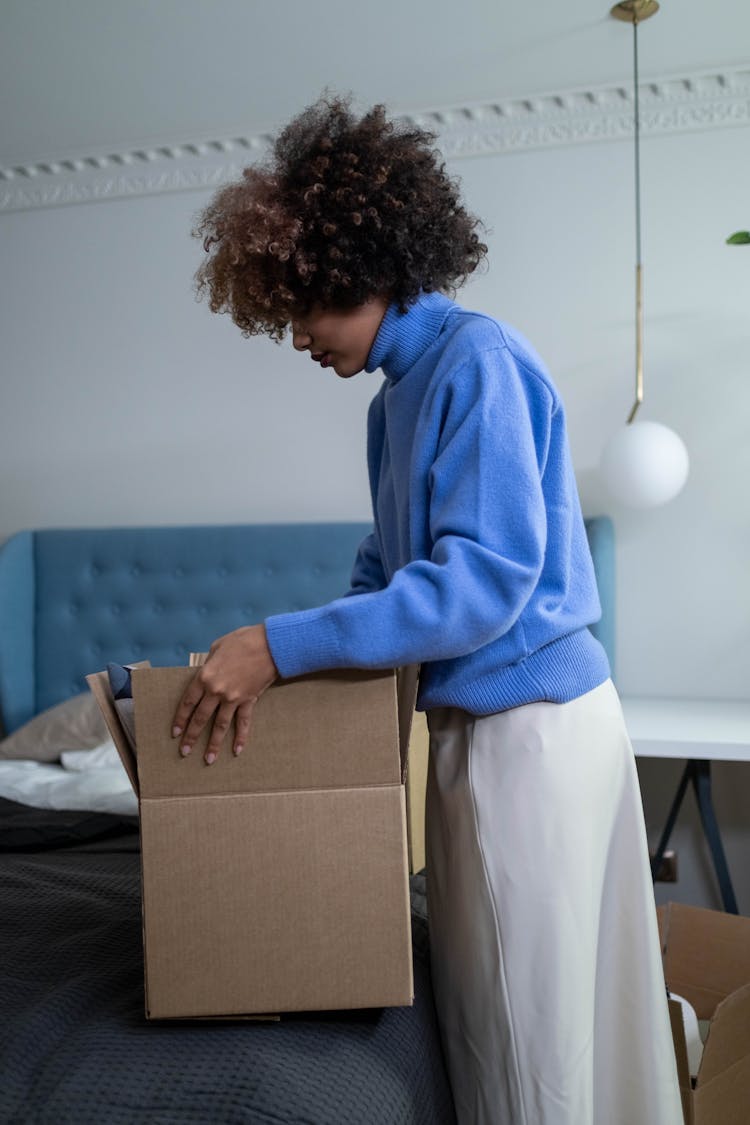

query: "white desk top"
xmin=620 ymin=697 xmax=750 ymax=762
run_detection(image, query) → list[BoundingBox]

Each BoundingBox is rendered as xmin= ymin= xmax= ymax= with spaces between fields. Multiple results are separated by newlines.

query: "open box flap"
xmin=696 ymin=982 xmax=750 ymax=1089
xmin=86 ymin=663 xmax=151 ymax=797
xmin=132 ymin=666 xmax=402 ymax=800
xmin=693 ymin=1053 xmax=750 ymax=1125
xmin=658 ymin=902 xmax=750 ymax=1020
xmin=190 ymin=653 xmax=416 ymax=786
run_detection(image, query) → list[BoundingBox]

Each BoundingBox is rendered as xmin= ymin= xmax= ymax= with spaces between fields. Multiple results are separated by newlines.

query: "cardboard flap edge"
xmin=396 ymin=665 xmax=419 ymax=783
xmin=86 ymin=664 xmax=150 ymax=797
xmin=697 ymin=982 xmax=750 ymax=1089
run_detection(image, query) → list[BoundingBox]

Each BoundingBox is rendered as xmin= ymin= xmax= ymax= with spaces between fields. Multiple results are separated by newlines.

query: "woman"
xmin=172 ymin=96 xmax=682 ymax=1125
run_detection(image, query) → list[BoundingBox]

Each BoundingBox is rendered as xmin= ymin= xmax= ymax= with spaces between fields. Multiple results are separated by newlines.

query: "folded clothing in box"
xmin=106 ymin=663 xmax=138 ymax=751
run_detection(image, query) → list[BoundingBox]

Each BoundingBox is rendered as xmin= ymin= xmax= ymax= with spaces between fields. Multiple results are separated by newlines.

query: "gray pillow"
xmin=0 ymin=692 xmax=110 ymax=763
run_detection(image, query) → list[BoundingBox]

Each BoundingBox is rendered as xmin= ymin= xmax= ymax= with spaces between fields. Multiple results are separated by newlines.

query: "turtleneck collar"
xmin=365 ymin=290 xmax=456 ymax=382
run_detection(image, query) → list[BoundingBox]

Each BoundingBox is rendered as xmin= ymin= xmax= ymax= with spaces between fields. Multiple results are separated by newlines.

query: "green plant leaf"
xmin=726 ymin=231 xmax=750 ymax=245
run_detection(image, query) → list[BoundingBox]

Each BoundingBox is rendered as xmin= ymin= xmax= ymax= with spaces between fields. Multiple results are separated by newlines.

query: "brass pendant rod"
xmin=629 ymin=11 xmax=644 ymax=423
xmin=628 ymin=263 xmax=644 ymax=423
xmin=611 ymin=1 xmax=657 ymax=423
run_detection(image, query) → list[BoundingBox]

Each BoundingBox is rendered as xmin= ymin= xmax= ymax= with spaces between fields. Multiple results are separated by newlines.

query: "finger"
xmin=204 ymin=701 xmax=237 ymax=765
xmin=179 ymin=692 xmax=221 ymax=757
xmin=172 ymin=674 xmax=207 ymax=739
xmin=232 ymin=700 xmax=256 ymax=757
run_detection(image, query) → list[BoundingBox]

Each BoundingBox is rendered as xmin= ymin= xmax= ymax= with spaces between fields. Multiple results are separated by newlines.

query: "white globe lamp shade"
xmin=599 ymin=419 xmax=689 ymax=508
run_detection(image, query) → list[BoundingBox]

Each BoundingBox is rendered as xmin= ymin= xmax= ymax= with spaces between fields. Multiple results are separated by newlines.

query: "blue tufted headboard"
xmin=0 ymin=518 xmax=614 ymax=735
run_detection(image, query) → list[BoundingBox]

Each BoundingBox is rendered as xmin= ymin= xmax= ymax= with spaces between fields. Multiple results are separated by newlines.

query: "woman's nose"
xmin=292 ymin=324 xmax=311 ymax=351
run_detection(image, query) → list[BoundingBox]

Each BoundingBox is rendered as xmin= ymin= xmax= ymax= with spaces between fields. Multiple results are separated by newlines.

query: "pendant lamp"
xmin=599 ymin=1 xmax=689 ymax=508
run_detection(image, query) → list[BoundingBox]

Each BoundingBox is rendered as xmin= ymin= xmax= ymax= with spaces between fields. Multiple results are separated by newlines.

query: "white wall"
xmin=2 ymin=116 xmax=749 ymax=909
xmin=2 ymin=193 xmax=376 ymax=528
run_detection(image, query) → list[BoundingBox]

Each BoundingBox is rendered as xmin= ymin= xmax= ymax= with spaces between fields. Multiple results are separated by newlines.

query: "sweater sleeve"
xmin=344 ymin=530 xmax=387 ymax=597
xmin=265 ymin=346 xmax=551 ymax=677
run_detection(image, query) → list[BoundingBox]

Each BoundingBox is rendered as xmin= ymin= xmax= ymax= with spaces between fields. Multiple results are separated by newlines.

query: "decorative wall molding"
xmin=2 ymin=67 xmax=748 ymax=213
xmin=416 ymin=67 xmax=750 ymax=159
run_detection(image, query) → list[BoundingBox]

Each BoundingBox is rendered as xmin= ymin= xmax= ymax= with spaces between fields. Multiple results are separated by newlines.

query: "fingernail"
xmin=205 ymin=752 xmax=216 ymax=765
xmin=233 ymin=744 xmax=244 ymax=756
xmin=172 ymin=726 xmax=182 ymax=738
xmin=180 ymin=745 xmax=191 ymax=757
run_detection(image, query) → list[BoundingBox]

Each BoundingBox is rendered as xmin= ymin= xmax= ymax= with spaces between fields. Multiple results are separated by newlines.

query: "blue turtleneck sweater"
xmin=265 ymin=291 xmax=610 ymax=713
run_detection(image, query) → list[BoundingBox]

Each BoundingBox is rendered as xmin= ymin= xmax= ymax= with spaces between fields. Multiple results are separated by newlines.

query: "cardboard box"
xmin=88 ymin=664 xmax=414 ymax=1020
xmin=658 ymin=902 xmax=750 ymax=1125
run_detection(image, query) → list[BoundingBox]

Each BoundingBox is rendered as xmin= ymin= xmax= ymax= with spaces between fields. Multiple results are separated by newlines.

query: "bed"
xmin=0 ymin=518 xmax=614 ymax=1125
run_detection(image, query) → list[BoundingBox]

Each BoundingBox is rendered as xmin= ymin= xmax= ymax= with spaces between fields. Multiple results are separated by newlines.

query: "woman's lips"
xmin=312 ymin=352 xmax=332 ymax=368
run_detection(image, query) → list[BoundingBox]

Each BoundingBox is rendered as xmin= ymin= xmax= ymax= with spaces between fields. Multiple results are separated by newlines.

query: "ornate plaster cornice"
xmin=1 ymin=66 xmax=748 ymax=213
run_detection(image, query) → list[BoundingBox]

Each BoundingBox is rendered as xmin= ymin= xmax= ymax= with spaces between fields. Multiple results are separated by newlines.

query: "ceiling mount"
xmin=610 ymin=1 xmax=659 ymax=23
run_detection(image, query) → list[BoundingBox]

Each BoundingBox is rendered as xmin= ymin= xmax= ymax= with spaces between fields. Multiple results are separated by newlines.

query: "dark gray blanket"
xmin=0 ymin=800 xmax=454 ymax=1125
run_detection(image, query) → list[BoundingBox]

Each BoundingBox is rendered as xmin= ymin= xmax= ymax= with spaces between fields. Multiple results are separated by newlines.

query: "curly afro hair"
xmin=193 ymin=95 xmax=487 ymax=340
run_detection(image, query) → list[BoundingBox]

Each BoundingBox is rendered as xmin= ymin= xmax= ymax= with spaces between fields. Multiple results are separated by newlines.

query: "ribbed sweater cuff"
xmin=264 ymin=609 xmax=343 ymax=679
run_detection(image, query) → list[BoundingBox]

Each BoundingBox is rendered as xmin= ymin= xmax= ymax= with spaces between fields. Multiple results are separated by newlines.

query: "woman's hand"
xmin=171 ymin=625 xmax=279 ymax=764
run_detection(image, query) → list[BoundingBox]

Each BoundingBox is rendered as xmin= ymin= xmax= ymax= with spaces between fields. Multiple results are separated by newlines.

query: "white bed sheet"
xmin=0 ymin=741 xmax=138 ymax=816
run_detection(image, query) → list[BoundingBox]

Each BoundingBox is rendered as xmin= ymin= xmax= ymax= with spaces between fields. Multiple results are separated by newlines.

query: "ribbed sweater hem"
xmin=418 ymin=629 xmax=611 ymax=715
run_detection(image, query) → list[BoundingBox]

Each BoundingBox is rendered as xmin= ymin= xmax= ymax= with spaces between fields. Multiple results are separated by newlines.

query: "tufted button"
xmin=264 ymin=566 xmax=275 ymax=578
xmin=110 ymin=604 xmax=121 ymax=617
xmin=175 ymin=643 xmax=187 ymax=657
xmin=69 ymin=602 xmax=80 ymax=616
xmin=174 ymin=566 xmax=185 ymax=579
xmin=130 ymin=564 xmax=142 ymax=578
xmin=153 ymin=603 xmax=165 ymax=615
xmin=198 ymin=605 xmax=208 ymax=615
xmin=90 ymin=563 xmax=101 ymax=579
xmin=313 ymin=565 xmax=322 ymax=576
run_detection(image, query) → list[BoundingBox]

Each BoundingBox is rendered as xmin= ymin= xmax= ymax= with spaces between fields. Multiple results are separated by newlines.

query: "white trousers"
xmin=425 ymin=680 xmax=683 ymax=1125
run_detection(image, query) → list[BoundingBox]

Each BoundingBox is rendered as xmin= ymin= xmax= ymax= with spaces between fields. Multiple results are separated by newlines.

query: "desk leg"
xmin=691 ymin=759 xmax=739 ymax=915
xmin=650 ymin=762 xmax=691 ymax=882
